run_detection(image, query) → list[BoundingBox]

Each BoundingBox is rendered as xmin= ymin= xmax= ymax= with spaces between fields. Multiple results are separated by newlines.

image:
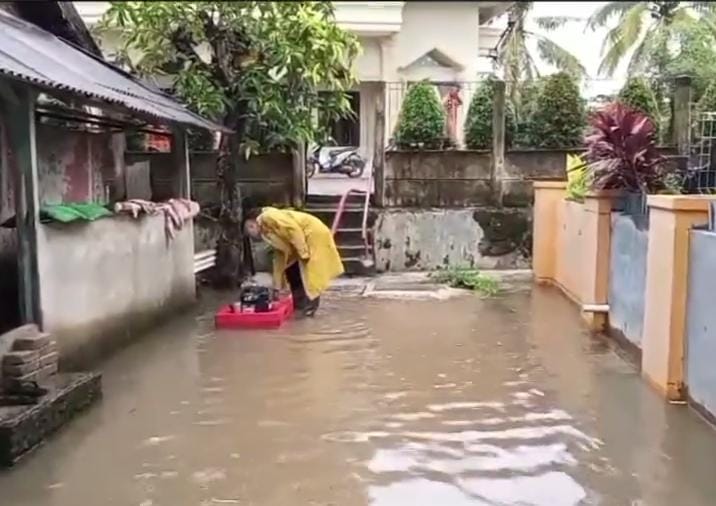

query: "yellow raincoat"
xmin=257 ymin=207 xmax=344 ymax=300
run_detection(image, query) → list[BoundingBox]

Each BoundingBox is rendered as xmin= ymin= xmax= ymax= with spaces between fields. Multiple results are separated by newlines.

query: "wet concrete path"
xmin=2 ymin=286 xmax=716 ymax=505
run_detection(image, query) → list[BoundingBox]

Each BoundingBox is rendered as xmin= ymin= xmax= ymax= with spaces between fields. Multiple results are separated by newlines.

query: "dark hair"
xmin=244 ymin=207 xmax=263 ymax=222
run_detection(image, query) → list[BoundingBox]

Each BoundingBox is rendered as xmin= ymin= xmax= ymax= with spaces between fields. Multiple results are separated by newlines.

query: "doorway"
xmin=0 ymin=122 xmax=20 ymax=335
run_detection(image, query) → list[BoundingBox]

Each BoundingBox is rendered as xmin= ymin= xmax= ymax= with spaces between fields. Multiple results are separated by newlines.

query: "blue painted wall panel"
xmin=608 ymin=214 xmax=648 ymax=347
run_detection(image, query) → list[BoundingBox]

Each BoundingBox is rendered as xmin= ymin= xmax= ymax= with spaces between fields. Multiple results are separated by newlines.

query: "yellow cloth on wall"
xmin=258 ymin=207 xmax=344 ymax=300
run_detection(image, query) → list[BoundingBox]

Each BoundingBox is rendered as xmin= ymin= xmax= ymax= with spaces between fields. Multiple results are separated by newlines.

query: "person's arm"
xmin=272 ymin=250 xmax=287 ymax=292
xmin=260 ymin=209 xmax=310 ymax=260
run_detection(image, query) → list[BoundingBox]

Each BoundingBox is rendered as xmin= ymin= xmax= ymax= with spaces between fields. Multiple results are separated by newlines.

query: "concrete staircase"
xmin=305 ymin=194 xmax=376 ymax=276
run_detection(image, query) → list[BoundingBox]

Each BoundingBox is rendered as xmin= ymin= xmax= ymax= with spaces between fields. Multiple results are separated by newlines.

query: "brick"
xmin=2 ymin=350 xmax=40 ymax=366
xmin=3 ymin=371 xmax=39 ymax=390
xmin=40 ymin=352 xmax=59 ymax=368
xmin=12 ymin=334 xmax=51 ymax=351
xmin=0 ymin=324 xmax=39 ymax=343
xmin=38 ymin=363 xmax=58 ymax=380
xmin=39 ymin=340 xmax=58 ymax=356
xmin=2 ymin=359 xmax=40 ymax=377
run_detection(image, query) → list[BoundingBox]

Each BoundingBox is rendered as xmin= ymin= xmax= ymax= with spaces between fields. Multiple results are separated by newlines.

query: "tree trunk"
xmin=213 ymin=112 xmax=246 ymax=288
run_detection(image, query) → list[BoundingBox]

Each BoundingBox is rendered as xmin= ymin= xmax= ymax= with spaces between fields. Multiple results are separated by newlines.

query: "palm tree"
xmin=587 ymin=1 xmax=716 ymax=77
xmin=496 ymin=2 xmax=585 ymax=109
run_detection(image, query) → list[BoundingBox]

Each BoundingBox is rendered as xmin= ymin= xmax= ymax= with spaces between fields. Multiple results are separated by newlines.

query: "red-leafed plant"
xmin=585 ymin=102 xmax=667 ymax=193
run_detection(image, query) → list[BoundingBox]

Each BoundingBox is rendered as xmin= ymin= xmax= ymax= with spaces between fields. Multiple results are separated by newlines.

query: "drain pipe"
xmin=582 ymin=304 xmax=609 ymax=313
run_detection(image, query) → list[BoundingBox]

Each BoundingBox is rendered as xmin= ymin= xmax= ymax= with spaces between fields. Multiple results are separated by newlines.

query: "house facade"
xmin=75 ymin=1 xmax=509 ymax=158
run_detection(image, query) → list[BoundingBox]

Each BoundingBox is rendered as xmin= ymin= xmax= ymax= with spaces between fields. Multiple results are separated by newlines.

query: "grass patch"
xmin=429 ymin=268 xmax=500 ymax=296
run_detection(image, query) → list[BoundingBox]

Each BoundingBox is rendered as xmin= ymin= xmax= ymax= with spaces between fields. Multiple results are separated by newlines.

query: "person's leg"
xmin=303 ymin=295 xmax=320 ymax=317
xmin=285 ymin=262 xmax=307 ymax=310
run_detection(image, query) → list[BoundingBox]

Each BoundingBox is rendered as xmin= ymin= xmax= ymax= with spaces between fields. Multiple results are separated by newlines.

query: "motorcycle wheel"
xmin=344 ymin=156 xmax=365 ymax=178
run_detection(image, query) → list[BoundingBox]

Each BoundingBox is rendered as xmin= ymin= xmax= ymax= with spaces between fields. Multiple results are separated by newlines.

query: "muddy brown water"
xmin=2 ymin=286 xmax=716 ymax=506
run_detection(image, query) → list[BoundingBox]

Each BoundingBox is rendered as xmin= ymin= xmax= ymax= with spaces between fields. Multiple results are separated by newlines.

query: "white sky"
xmin=490 ymin=1 xmax=630 ymax=97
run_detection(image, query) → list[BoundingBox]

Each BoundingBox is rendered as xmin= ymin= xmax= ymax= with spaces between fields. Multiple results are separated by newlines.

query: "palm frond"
xmin=587 ymin=1 xmax=641 ymax=31
xmin=529 ymin=32 xmax=586 ymax=77
xmin=598 ymin=3 xmax=649 ymax=76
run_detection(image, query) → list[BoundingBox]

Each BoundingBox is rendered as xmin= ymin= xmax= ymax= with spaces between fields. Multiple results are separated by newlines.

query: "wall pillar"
xmin=533 ymin=181 xmax=566 ymax=282
xmin=672 ymin=75 xmax=692 ymax=156
xmin=642 ymin=195 xmax=716 ymax=400
xmin=171 ymin=126 xmax=190 ymax=199
xmin=372 ymin=81 xmax=386 ymax=207
xmin=578 ymin=191 xmax=616 ymax=330
xmin=491 ymin=80 xmax=506 ymax=205
xmin=0 ymin=80 xmax=41 ymax=325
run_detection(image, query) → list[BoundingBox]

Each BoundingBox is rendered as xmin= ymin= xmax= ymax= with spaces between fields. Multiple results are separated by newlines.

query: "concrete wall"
xmin=126 ymin=151 xmax=295 ymax=253
xmin=384 ymin=150 xmax=493 ymax=207
xmin=532 ymin=183 xmax=614 ymax=330
xmin=374 ymin=208 xmax=530 ymax=271
xmin=686 ymin=230 xmax=716 ymax=419
xmin=383 ymin=149 xmax=577 ymax=208
xmin=126 ymin=151 xmax=295 ymax=207
xmin=36 ymin=215 xmax=195 ymax=368
xmin=608 ymin=213 xmax=648 ymax=349
xmin=36 ymin=123 xmax=118 ymax=205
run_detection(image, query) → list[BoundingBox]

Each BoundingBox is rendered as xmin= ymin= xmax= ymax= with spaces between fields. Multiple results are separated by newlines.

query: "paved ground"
xmin=2 ymin=279 xmax=716 ymax=505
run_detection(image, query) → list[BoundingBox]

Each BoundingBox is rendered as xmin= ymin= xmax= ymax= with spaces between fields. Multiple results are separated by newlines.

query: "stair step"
xmin=307 ymin=194 xmax=366 ymax=203
xmin=309 ymin=208 xmax=364 ymax=227
xmin=339 ymin=244 xmax=371 ymax=257
xmin=341 ymin=257 xmax=377 ymax=276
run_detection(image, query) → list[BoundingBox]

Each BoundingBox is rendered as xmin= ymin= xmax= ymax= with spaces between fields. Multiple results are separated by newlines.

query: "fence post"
xmin=673 ymin=75 xmax=692 ymax=156
xmin=373 ymin=81 xmax=386 ymax=207
xmin=492 ymin=80 xmax=506 ymax=206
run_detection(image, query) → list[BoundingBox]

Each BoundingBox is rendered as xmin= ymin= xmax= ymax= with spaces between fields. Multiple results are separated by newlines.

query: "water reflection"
xmin=1 ymin=290 xmax=716 ymax=505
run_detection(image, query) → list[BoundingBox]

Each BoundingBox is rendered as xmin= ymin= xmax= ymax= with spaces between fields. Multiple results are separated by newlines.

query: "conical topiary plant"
xmin=393 ymin=81 xmax=445 ymax=149
xmin=529 ymin=72 xmax=586 ymax=148
xmin=618 ymin=77 xmax=660 ymax=124
xmin=464 ymin=78 xmax=516 ymax=150
xmin=514 ymin=78 xmax=542 ymax=147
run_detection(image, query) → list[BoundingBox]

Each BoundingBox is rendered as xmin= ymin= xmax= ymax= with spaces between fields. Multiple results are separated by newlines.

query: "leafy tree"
xmin=587 ymin=2 xmax=716 ymax=77
xmin=464 ymin=78 xmax=516 ymax=150
xmin=496 ymin=2 xmax=585 ymax=110
xmin=698 ymin=80 xmax=716 ymax=112
xmin=618 ymin=77 xmax=660 ymax=121
xmin=528 ymin=72 xmax=586 ymax=148
xmin=663 ymin=17 xmax=716 ymax=99
xmin=100 ymin=2 xmax=359 ymax=286
xmin=393 ymin=82 xmax=445 ymax=149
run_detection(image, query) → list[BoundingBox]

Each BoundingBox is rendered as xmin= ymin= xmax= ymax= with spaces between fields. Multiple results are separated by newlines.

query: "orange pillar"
xmin=642 ymin=195 xmax=716 ymax=400
xmin=533 ymin=182 xmax=567 ymax=283
xmin=577 ymin=191 xmax=618 ymax=330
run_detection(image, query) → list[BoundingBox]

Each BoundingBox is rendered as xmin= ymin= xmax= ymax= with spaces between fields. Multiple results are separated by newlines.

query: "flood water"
xmin=2 ymin=286 xmax=716 ymax=505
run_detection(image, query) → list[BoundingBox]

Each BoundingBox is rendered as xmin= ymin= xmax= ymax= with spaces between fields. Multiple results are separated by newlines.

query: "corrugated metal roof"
xmin=0 ymin=10 xmax=228 ymax=132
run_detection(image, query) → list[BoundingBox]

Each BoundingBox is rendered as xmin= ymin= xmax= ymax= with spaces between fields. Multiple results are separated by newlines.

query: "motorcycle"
xmin=306 ymin=144 xmax=366 ymax=179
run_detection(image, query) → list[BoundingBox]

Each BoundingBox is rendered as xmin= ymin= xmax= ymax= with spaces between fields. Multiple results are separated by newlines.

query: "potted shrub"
xmin=464 ymin=77 xmax=516 ymax=150
xmin=393 ymin=81 xmax=446 ymax=150
xmin=528 ymin=72 xmax=586 ymax=149
xmin=584 ymin=102 xmax=670 ymax=219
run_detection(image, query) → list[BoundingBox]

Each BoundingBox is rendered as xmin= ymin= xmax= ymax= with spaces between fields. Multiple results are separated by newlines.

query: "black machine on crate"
xmin=215 ymin=284 xmax=294 ymax=329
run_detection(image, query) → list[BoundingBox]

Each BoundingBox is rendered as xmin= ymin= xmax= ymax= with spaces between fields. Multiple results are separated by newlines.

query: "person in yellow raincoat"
xmin=243 ymin=207 xmax=344 ymax=316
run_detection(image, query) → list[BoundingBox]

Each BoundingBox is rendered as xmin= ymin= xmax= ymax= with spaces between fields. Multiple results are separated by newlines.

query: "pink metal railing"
xmin=330 ymin=171 xmax=372 ymax=259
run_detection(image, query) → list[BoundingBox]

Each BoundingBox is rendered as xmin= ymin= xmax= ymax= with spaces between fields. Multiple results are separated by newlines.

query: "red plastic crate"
xmin=215 ymin=294 xmax=294 ymax=330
